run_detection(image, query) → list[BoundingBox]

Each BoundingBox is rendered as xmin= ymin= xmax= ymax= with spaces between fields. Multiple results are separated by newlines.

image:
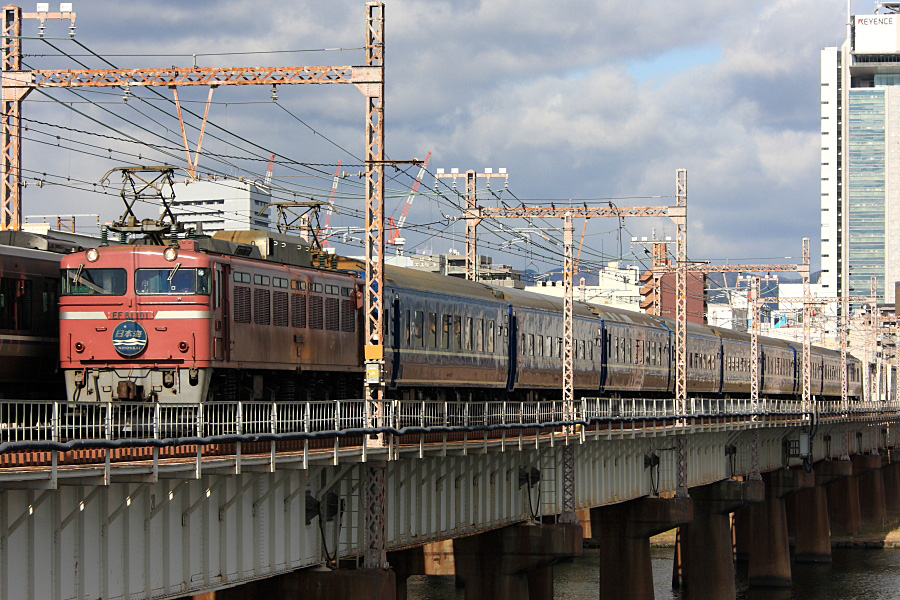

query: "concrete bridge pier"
xmin=792 ymin=460 xmax=851 ymax=563
xmin=677 ymin=480 xmax=764 ymax=600
xmin=732 ymin=507 xmax=750 ymax=562
xmin=827 ymin=459 xmax=861 ymax=536
xmin=452 ymin=522 xmax=583 ymax=600
xmin=389 ymin=540 xmax=455 ymax=600
xmin=748 ymin=468 xmax=813 ymax=588
xmin=853 ymin=454 xmax=887 ymax=529
xmin=883 ymin=449 xmax=900 ymax=513
xmin=591 ymin=497 xmax=693 ymax=600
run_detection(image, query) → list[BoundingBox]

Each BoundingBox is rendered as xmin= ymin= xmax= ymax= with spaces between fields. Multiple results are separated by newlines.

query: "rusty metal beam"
xmin=14 ymin=65 xmax=382 ymax=88
xmin=479 ymin=205 xmax=675 ymax=219
xmin=2 ymin=5 xmax=24 ymax=230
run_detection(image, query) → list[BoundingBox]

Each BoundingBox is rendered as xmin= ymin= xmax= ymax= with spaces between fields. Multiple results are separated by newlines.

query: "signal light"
xmin=178 ymin=341 xmax=189 ymax=353
xmin=74 ymin=342 xmax=85 ymax=353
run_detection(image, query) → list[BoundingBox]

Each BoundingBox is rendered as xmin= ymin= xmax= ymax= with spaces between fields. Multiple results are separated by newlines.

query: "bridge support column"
xmin=732 ymin=507 xmax=750 ymax=562
xmin=453 ymin=522 xmax=582 ymax=600
xmin=591 ymin=496 xmax=693 ymax=600
xmin=388 ymin=540 xmax=455 ymax=600
xmin=793 ymin=460 xmax=851 ymax=563
xmin=883 ymin=450 xmax=900 ymax=513
xmin=853 ymin=454 xmax=887 ymax=529
xmin=827 ymin=459 xmax=861 ymax=536
xmin=678 ymin=480 xmax=763 ymax=600
xmin=748 ymin=468 xmax=813 ymax=588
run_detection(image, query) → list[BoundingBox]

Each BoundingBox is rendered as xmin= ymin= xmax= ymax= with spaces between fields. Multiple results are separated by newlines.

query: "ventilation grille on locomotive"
xmin=254 ymin=289 xmax=271 ymax=326
xmin=325 ymin=297 xmax=339 ymax=331
xmin=341 ymin=299 xmax=355 ymax=333
xmin=309 ymin=295 xmax=323 ymax=330
xmin=233 ymin=287 xmax=250 ymax=324
xmin=291 ymin=293 xmax=307 ymax=328
xmin=273 ymin=291 xmax=288 ymax=327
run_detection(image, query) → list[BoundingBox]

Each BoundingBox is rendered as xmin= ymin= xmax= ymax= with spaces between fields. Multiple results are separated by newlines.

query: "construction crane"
xmin=264 ymin=154 xmax=275 ymax=187
xmin=320 ymin=160 xmax=343 ymax=249
xmin=387 ymin=151 xmax=430 ymax=255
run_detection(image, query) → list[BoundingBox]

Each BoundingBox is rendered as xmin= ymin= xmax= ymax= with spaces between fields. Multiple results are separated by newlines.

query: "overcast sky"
xmin=12 ymin=0 xmax=871 ymax=275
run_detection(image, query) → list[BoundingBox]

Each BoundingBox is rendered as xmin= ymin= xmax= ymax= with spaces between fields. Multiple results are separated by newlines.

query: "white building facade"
xmin=822 ymin=5 xmax=900 ymax=304
xmin=171 ymin=178 xmax=272 ymax=234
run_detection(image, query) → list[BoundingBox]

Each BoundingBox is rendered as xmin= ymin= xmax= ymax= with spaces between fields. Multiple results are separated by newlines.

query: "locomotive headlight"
xmin=163 ymin=247 xmax=178 ymax=262
xmin=85 ymin=248 xmax=100 ymax=262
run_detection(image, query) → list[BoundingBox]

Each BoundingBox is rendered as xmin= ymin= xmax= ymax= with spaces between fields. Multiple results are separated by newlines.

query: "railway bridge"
xmin=1 ymin=396 xmax=899 ymax=600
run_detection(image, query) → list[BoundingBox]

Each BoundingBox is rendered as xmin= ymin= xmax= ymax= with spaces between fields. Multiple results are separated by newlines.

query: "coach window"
xmin=427 ymin=312 xmax=437 ymax=348
xmin=440 ymin=314 xmax=450 ymax=349
xmin=473 ymin=318 xmax=483 ymax=352
xmin=413 ymin=311 xmax=424 ymax=347
xmin=486 ymin=321 xmax=495 ymax=353
xmin=450 ymin=316 xmax=458 ymax=350
xmin=405 ymin=310 xmax=411 ymax=346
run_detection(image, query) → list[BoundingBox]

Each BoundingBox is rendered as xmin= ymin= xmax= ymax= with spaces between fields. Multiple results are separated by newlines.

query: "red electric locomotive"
xmin=60 ymin=230 xmax=363 ymax=403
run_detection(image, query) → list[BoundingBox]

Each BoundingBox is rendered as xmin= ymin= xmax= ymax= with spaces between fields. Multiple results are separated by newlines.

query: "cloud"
xmin=14 ymin=0 xmax=849 ymax=274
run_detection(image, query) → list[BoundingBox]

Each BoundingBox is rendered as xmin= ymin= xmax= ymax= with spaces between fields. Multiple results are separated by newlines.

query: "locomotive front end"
xmin=60 ymin=240 xmax=217 ymax=403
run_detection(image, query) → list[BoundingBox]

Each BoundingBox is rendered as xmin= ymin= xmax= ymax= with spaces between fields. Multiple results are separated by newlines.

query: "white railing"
xmin=1 ymin=397 xmax=899 ymax=449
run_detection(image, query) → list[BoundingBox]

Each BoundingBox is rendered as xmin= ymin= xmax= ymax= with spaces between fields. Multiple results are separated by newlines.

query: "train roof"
xmin=0 ymin=229 xmax=109 ymax=254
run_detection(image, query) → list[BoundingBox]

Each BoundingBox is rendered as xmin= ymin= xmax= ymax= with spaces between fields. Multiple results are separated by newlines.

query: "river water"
xmin=407 ymin=546 xmax=900 ymax=599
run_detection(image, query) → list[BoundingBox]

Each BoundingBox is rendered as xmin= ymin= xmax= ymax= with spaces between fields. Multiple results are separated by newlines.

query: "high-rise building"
xmin=821 ymin=3 xmax=900 ymax=304
xmin=170 ymin=178 xmax=272 ymax=234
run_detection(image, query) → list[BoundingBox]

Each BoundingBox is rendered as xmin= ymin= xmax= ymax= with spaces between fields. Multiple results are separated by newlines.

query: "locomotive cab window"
xmin=63 ymin=268 xmax=127 ymax=296
xmin=136 ymin=268 xmax=210 ymax=295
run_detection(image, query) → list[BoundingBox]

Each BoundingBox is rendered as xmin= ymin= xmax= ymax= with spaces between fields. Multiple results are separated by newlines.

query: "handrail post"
xmin=236 ymin=399 xmax=243 ymax=436
xmin=271 ymin=400 xmax=278 ymax=435
xmin=52 ymin=401 xmax=59 ymax=443
xmin=305 ymin=399 xmax=311 ymax=434
xmin=335 ymin=399 xmax=341 ymax=432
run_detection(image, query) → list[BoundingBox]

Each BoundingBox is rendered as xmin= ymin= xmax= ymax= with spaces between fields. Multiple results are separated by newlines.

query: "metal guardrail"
xmin=1 ymin=397 xmax=899 ymax=451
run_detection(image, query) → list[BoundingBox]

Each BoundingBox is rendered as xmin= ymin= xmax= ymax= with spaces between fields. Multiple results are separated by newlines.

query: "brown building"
xmin=639 ymin=269 xmax=706 ymax=324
